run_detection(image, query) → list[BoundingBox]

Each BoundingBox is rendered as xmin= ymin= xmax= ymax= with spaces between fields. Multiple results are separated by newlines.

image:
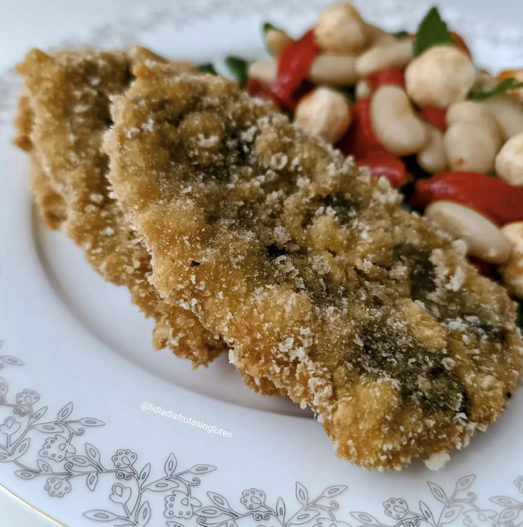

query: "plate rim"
xmin=1 ymin=1 xmax=523 ymax=526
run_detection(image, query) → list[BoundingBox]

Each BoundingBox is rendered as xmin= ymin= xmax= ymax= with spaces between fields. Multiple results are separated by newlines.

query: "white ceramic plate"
xmin=1 ymin=1 xmax=523 ymax=526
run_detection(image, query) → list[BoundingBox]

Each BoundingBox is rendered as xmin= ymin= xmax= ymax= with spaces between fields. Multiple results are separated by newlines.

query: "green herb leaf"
xmin=225 ymin=56 xmax=250 ymax=87
xmin=263 ymin=22 xmax=279 ymax=34
xmin=393 ymin=30 xmax=409 ymax=39
xmin=468 ymin=77 xmax=523 ymax=101
xmin=198 ymin=63 xmax=217 ymax=75
xmin=413 ymin=7 xmax=456 ymax=57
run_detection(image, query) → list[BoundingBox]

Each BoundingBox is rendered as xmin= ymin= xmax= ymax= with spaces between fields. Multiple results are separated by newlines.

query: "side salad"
xmin=201 ymin=3 xmax=523 ymax=307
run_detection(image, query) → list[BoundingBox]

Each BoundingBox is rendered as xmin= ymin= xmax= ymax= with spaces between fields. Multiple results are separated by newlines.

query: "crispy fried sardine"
xmin=106 ymin=64 xmax=523 ymax=470
xmin=15 ymin=48 xmax=227 ymax=366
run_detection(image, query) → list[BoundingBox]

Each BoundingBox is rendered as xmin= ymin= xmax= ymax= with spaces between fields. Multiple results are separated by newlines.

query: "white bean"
xmin=314 ymin=2 xmax=369 ymax=54
xmin=495 ymin=132 xmax=523 ymax=186
xmin=417 ymin=124 xmax=448 ymax=174
xmin=444 ymin=122 xmax=498 ymax=173
xmin=308 ymin=54 xmax=358 ymax=86
xmin=425 ymin=201 xmax=511 ymax=263
xmin=365 ymin=23 xmax=396 ymax=46
xmin=446 ymin=100 xmax=502 ymax=149
xmin=371 ymin=85 xmax=428 ymax=156
xmin=265 ymin=29 xmax=294 ymax=56
xmin=480 ymin=95 xmax=523 ymax=141
xmin=443 ymin=123 xmax=497 ymax=173
xmin=501 ymin=222 xmax=523 ymax=298
xmin=248 ymin=55 xmax=358 ymax=87
xmin=355 ymin=39 xmax=413 ymax=77
xmin=405 ymin=46 xmax=476 ymax=108
xmin=355 ymin=79 xmax=373 ymax=100
xmin=503 ymin=221 xmax=523 ymax=254
xmin=295 ymin=87 xmax=352 ymax=144
xmin=248 ymin=59 xmax=276 ymax=83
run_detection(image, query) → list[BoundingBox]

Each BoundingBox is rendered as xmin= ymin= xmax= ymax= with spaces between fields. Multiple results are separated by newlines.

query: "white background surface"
xmin=1 ymin=0 xmax=522 ymax=525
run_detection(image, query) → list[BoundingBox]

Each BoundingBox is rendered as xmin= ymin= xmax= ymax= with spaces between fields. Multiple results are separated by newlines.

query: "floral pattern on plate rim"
xmin=1 ymin=340 xmax=523 ymax=527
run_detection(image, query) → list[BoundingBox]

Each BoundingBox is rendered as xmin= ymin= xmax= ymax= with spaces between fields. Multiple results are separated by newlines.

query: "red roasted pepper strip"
xmin=410 ymin=172 xmax=523 ymax=225
xmin=418 ymin=106 xmax=447 ymax=131
xmin=367 ymin=69 xmax=405 ymax=90
xmin=339 ymin=98 xmax=386 ymax=159
xmin=271 ymin=29 xmax=319 ymax=111
xmin=356 ymin=153 xmax=410 ymax=189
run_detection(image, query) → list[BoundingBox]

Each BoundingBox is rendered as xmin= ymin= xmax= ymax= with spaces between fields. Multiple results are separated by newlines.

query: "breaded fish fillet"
xmin=15 ymin=95 xmax=67 ymax=230
xmin=15 ymin=48 xmax=227 ymax=366
xmin=106 ymin=64 xmax=523 ymax=470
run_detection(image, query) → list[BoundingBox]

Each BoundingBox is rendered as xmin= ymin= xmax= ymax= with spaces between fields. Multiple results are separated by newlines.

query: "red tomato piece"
xmin=418 ymin=106 xmax=447 ymax=131
xmin=367 ymin=69 xmax=406 ymax=90
xmin=410 ymin=172 xmax=523 ymax=226
xmin=356 ymin=153 xmax=410 ymax=188
xmin=271 ymin=29 xmax=319 ymax=111
xmin=339 ymin=99 xmax=386 ymax=159
xmin=247 ymin=78 xmax=281 ymax=108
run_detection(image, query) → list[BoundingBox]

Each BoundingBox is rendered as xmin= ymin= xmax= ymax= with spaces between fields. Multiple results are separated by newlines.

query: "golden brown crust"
xmin=106 ymin=64 xmax=523 ymax=470
xmin=240 ymin=370 xmax=286 ymax=396
xmin=14 ymin=95 xmax=67 ymax=230
xmin=30 ymin=156 xmax=68 ymax=230
xmin=15 ymin=48 xmax=225 ymax=366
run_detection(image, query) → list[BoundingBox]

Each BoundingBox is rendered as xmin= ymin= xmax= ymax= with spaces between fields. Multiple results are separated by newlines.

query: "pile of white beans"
xmin=248 ymin=1 xmax=523 ymax=301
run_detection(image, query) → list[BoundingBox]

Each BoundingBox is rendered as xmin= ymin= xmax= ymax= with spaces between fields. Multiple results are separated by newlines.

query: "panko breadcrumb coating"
xmin=15 ymin=47 xmax=227 ymax=366
xmin=15 ymin=95 xmax=67 ymax=230
xmin=106 ymin=64 xmax=523 ymax=470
